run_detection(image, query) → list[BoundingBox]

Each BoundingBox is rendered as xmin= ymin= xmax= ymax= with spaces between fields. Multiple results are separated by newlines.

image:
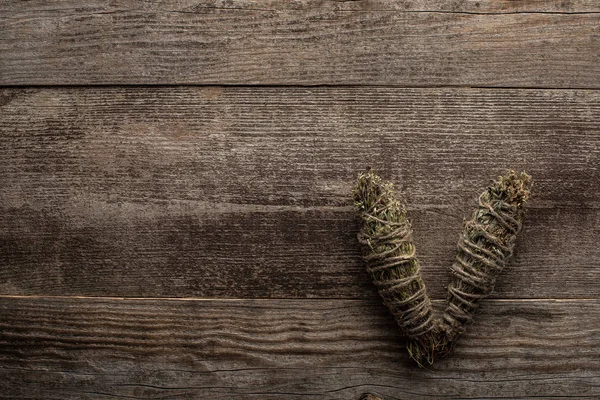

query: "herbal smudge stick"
xmin=353 ymin=170 xmax=438 ymax=366
xmin=439 ymin=170 xmax=532 ymax=354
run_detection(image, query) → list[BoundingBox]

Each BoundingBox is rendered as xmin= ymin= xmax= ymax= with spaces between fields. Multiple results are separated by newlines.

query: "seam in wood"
xmin=0 ymin=294 xmax=597 ymax=302
xmin=2 ymin=84 xmax=600 ymax=91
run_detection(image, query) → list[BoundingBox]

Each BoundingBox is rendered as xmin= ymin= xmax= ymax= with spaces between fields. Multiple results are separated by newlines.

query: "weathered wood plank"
xmin=1 ymin=203 xmax=599 ymax=299
xmin=0 ymin=205 xmax=370 ymax=298
xmin=1 ymin=1 xmax=599 ymax=86
xmin=0 ymin=297 xmax=598 ymax=399
xmin=1 ymin=87 xmax=598 ymax=299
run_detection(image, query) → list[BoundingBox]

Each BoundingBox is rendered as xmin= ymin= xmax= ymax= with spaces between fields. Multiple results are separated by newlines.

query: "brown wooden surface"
xmin=1 ymin=87 xmax=599 ymax=299
xmin=1 ymin=297 xmax=598 ymax=399
xmin=2 ymin=1 xmax=599 ymax=398
xmin=1 ymin=1 xmax=600 ymax=87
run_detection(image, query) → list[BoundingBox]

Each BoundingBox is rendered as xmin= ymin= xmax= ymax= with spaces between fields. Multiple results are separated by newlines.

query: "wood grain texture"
xmin=1 ymin=1 xmax=599 ymax=86
xmin=0 ymin=296 xmax=598 ymax=399
xmin=1 ymin=87 xmax=599 ymax=299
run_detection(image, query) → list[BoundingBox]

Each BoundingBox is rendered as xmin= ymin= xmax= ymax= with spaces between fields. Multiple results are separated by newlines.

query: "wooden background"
xmin=1 ymin=1 xmax=599 ymax=399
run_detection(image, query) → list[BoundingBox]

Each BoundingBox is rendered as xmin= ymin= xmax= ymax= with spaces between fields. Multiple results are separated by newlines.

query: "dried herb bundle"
xmin=438 ymin=170 xmax=531 ymax=355
xmin=353 ymin=170 xmax=438 ymax=366
xmin=353 ymin=169 xmax=531 ymax=367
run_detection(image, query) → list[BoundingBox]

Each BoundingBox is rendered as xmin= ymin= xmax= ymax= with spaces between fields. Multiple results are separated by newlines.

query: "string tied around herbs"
xmin=353 ymin=171 xmax=438 ymax=365
xmin=353 ymin=169 xmax=531 ymax=368
xmin=440 ymin=172 xmax=531 ymax=350
xmin=357 ymin=209 xmax=435 ymax=338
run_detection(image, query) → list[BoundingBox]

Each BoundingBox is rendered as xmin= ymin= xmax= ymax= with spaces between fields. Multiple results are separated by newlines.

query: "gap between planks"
xmin=0 ymin=294 xmax=596 ymax=302
xmin=3 ymin=84 xmax=600 ymax=91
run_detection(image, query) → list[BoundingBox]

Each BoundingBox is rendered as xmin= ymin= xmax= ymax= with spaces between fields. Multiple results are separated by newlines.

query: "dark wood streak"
xmin=1 ymin=87 xmax=598 ymax=299
xmin=1 ymin=1 xmax=599 ymax=86
xmin=0 ymin=297 xmax=598 ymax=399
